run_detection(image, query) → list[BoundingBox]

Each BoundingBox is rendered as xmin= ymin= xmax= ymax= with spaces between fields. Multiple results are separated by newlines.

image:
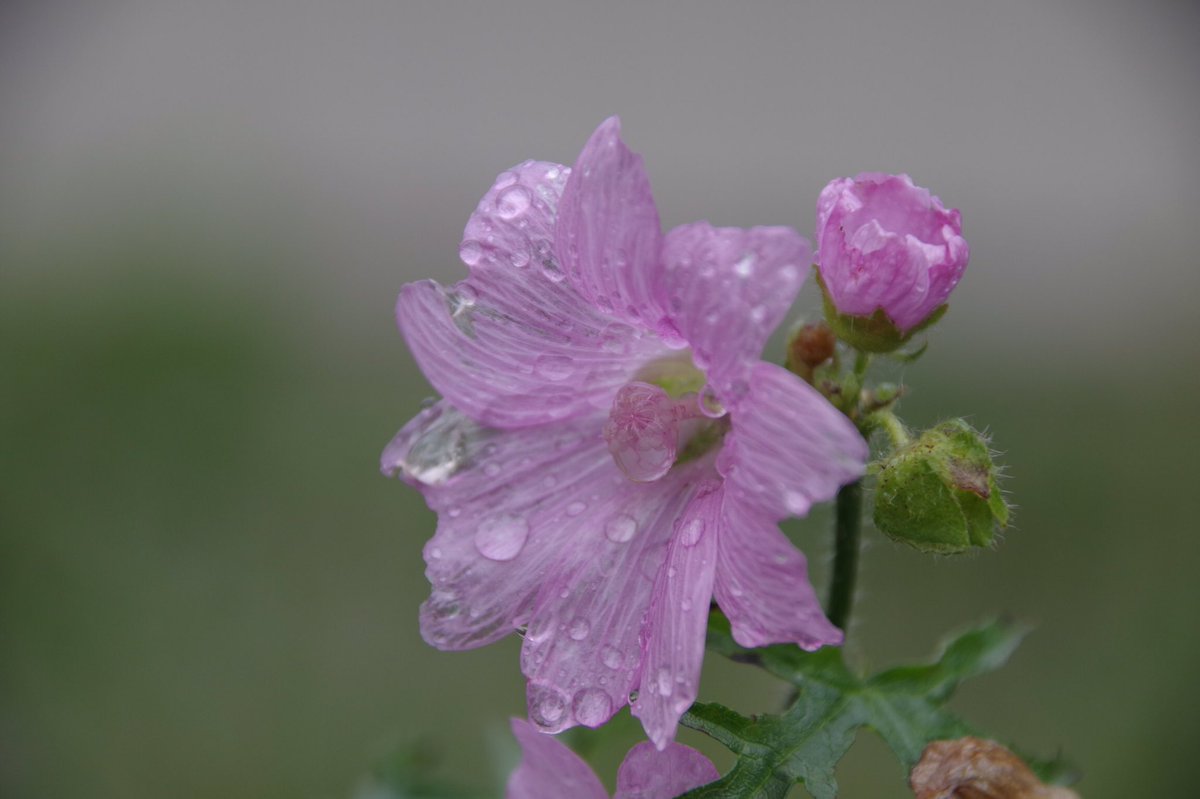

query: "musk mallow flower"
xmin=381 ymin=117 xmax=868 ymax=747
xmin=506 ymin=718 xmax=718 ymax=799
xmin=815 ymin=173 xmax=969 ymax=351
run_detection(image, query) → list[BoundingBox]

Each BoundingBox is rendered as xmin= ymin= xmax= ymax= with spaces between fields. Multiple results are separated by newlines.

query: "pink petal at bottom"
xmin=506 ymin=719 xmax=607 ymax=799
xmin=614 ymin=740 xmax=720 ymax=799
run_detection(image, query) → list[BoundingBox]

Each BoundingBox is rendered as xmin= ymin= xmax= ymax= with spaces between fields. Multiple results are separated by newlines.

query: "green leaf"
xmin=679 ymin=615 xmax=1033 ymax=798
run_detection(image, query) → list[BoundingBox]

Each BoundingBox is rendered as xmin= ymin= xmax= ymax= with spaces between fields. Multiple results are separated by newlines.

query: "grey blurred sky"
xmin=3 ymin=0 xmax=1198 ymax=368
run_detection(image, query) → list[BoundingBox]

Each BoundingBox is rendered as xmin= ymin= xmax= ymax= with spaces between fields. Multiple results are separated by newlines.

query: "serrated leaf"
xmin=678 ymin=615 xmax=1032 ymax=798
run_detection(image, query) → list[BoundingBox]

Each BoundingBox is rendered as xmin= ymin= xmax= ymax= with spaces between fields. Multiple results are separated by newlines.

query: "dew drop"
xmin=750 ymin=304 xmax=767 ymax=323
xmin=601 ymin=645 xmax=623 ymax=670
xmin=495 ymin=171 xmax=518 ymax=189
xmin=572 ymin=688 xmax=612 ymax=728
xmin=679 ymin=518 xmax=706 ymax=547
xmin=495 ymin=185 xmax=532 ymax=220
xmin=398 ymin=405 xmax=471 ymax=485
xmin=604 ymin=513 xmax=638 ymax=543
xmin=655 ymin=667 xmax=673 ymax=697
xmin=428 ymin=547 xmax=443 ymax=560
xmin=529 ymin=686 xmax=568 ymax=729
xmin=568 ymin=617 xmax=591 ymax=640
xmin=510 ymin=247 xmax=531 ymax=268
xmin=473 ymin=515 xmax=529 ymax=561
xmin=681 ymin=598 xmax=693 ymax=612
xmin=483 ymin=462 xmax=501 ymax=477
xmin=534 ymin=354 xmax=574 ymax=380
xmin=566 ymin=500 xmax=587 ymax=517
xmin=783 ymin=491 xmax=810 ymax=516
xmin=698 ymin=384 xmax=726 ymax=418
xmin=600 ymin=322 xmax=635 ymax=354
xmin=526 ymin=613 xmax=555 ymax=643
xmin=458 ymin=240 xmax=483 ymax=266
xmin=541 ymin=259 xmax=565 ymax=282
xmin=734 ymin=253 xmax=755 ymax=278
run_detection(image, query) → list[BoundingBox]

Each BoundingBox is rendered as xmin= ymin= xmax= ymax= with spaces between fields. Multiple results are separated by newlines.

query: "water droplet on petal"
xmin=526 ymin=613 xmax=555 ymax=643
xmin=568 ymin=618 xmax=590 ymax=640
xmin=734 ymin=253 xmax=755 ymax=278
xmin=495 ymin=171 xmax=518 ymax=189
xmin=655 ymin=667 xmax=673 ymax=696
xmin=572 ymin=688 xmax=612 ymax=728
xmin=783 ymin=491 xmax=810 ymax=516
xmin=601 ymin=645 xmax=623 ymax=670
xmin=750 ymin=304 xmax=767 ymax=323
xmin=534 ymin=354 xmax=574 ymax=380
xmin=566 ymin=500 xmax=587 ymax=517
xmin=393 ymin=405 xmax=474 ymax=486
xmin=458 ymin=240 xmax=483 ymax=266
xmin=698 ymin=385 xmax=726 ymax=418
xmin=529 ymin=685 xmax=568 ymax=729
xmin=680 ymin=598 xmax=693 ymax=611
xmin=429 ymin=547 xmax=443 ymax=559
xmin=474 ymin=515 xmax=529 ymax=561
xmin=604 ymin=513 xmax=638 ymax=543
xmin=496 ymin=185 xmax=531 ymax=219
xmin=679 ymin=518 xmax=706 ymax=547
xmin=510 ymin=247 xmax=531 ymax=268
xmin=483 ymin=462 xmax=501 ymax=477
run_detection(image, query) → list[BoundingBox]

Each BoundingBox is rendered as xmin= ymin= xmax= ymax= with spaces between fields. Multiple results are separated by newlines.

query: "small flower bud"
xmin=815 ymin=173 xmax=968 ymax=353
xmin=873 ymin=419 xmax=1009 ymax=554
xmin=786 ymin=321 xmax=837 ymax=379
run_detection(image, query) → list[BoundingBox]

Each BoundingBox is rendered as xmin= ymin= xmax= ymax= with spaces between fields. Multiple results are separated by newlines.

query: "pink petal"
xmin=520 ymin=463 xmax=715 ymax=734
xmin=631 ymin=481 xmax=721 ymax=749
xmin=506 ymin=718 xmax=607 ymax=799
xmin=397 ymin=159 xmax=669 ymax=428
xmin=719 ymin=362 xmax=866 ymax=521
xmin=613 ymin=741 xmax=720 ymax=799
xmin=384 ymin=401 xmax=619 ymax=650
xmin=714 ymin=494 xmax=842 ymax=649
xmin=658 ymin=223 xmax=810 ymax=400
xmin=556 ymin=117 xmax=665 ymax=330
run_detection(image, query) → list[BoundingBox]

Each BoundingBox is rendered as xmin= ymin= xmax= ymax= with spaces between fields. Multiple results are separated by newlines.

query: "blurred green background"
xmin=2 ymin=1 xmax=1198 ymax=797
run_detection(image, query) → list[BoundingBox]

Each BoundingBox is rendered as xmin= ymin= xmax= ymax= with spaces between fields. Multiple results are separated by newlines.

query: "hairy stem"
xmin=827 ymin=479 xmax=864 ymax=633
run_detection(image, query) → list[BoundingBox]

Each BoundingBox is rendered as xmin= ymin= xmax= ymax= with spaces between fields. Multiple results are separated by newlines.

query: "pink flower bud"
xmin=816 ymin=173 xmax=968 ymax=339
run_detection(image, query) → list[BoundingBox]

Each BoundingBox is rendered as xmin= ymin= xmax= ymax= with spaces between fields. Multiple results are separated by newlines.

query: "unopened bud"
xmin=786 ymin=322 xmax=837 ymax=378
xmin=873 ymin=419 xmax=1009 ymax=553
xmin=815 ymin=173 xmax=967 ymax=353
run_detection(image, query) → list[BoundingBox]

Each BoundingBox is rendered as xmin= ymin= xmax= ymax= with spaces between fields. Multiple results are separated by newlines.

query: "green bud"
xmin=815 ymin=270 xmax=947 ymax=354
xmin=873 ymin=419 xmax=1009 ymax=553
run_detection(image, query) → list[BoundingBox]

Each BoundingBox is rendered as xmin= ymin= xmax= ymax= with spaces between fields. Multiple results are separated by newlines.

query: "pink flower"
xmin=506 ymin=718 xmax=718 ymax=799
xmin=816 ymin=173 xmax=969 ymax=334
xmin=382 ymin=118 xmax=867 ymax=747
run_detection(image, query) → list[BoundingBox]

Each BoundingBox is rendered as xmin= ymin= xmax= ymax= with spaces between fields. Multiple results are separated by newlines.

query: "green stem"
xmin=826 ymin=479 xmax=864 ymax=634
xmin=853 ymin=350 xmax=871 ymax=378
xmin=873 ymin=409 xmax=911 ymax=449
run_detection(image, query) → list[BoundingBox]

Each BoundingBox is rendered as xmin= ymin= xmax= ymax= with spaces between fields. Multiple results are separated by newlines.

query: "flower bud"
xmin=785 ymin=321 xmax=836 ymax=380
xmin=873 ymin=419 xmax=1008 ymax=553
xmin=815 ymin=173 xmax=968 ymax=352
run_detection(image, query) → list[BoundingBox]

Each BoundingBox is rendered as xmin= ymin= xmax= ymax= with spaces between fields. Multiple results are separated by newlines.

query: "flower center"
xmin=603 ymin=355 xmax=729 ymax=483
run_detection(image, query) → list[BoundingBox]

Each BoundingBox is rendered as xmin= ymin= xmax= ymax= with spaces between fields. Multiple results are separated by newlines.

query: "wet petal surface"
xmin=719 ymin=362 xmax=866 ymax=521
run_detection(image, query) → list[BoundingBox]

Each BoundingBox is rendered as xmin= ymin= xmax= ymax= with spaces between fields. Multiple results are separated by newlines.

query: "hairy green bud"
xmin=873 ymin=419 xmax=1009 ymax=553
